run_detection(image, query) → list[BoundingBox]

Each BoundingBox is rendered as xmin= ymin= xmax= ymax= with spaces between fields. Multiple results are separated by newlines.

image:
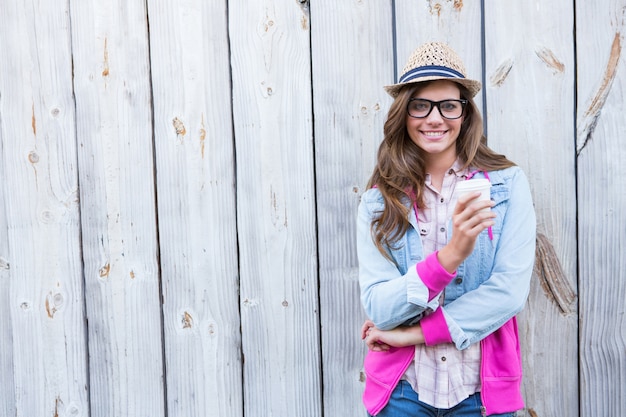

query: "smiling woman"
xmin=357 ymin=42 xmax=536 ymax=417
xmin=404 ymin=81 xmax=466 ymax=182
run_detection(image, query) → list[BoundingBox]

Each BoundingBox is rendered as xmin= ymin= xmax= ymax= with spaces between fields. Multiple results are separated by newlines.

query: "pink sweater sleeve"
xmin=420 ymin=308 xmax=453 ymax=345
xmin=416 ymin=251 xmax=456 ymax=301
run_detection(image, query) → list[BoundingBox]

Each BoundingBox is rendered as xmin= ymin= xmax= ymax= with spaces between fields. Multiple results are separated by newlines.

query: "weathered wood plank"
xmin=0 ymin=16 xmax=16 ymax=411
xmin=0 ymin=1 xmax=88 ymax=416
xmin=576 ymin=1 xmax=626 ymax=415
xmin=146 ymin=1 xmax=243 ymax=416
xmin=309 ymin=1 xmax=394 ymax=415
xmin=0 ymin=149 xmax=14 ymax=417
xmin=69 ymin=1 xmax=165 ymax=415
xmin=229 ymin=0 xmax=322 ymax=415
xmin=484 ymin=1 xmax=578 ymax=415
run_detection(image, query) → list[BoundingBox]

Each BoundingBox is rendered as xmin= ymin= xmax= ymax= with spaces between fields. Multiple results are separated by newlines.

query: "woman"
xmin=357 ymin=42 xmax=536 ymax=416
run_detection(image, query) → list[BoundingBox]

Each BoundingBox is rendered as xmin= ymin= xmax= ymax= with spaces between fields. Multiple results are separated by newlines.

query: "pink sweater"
xmin=362 ymin=316 xmax=524 ymax=415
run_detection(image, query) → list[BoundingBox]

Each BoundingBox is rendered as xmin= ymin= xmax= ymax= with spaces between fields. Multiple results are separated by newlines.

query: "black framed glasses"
xmin=407 ymin=98 xmax=468 ymax=120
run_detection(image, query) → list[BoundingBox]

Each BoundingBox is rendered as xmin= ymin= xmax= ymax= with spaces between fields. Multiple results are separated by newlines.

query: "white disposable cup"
xmin=454 ymin=179 xmax=491 ymax=211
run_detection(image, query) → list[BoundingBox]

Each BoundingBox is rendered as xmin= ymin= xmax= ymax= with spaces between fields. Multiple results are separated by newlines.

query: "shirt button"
xmin=440 ymin=197 xmax=444 ymax=203
xmin=441 ymin=356 xmax=447 ymax=362
xmin=455 ymin=278 xmax=463 ymax=284
xmin=440 ymin=227 xmax=446 ymax=233
xmin=448 ymin=169 xmax=454 ymax=175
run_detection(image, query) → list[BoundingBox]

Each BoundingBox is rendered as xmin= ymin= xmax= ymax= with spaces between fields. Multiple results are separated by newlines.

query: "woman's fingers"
xmin=453 ymin=195 xmax=495 ymax=235
xmin=453 ymin=207 xmax=495 ymax=234
xmin=361 ymin=319 xmax=375 ymax=340
xmin=445 ymin=194 xmax=496 ymax=264
xmin=455 ymin=192 xmax=494 ymax=216
xmin=453 ymin=191 xmax=482 ymax=214
xmin=362 ymin=322 xmax=389 ymax=351
xmin=365 ymin=327 xmax=391 ymax=351
xmin=368 ymin=341 xmax=391 ymax=352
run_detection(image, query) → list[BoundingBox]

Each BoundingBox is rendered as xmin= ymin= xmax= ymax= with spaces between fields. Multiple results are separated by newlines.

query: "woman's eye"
xmin=441 ymin=102 xmax=458 ymax=111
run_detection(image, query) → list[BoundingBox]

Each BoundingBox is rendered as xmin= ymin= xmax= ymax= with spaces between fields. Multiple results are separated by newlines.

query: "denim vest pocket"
xmin=489 ymin=183 xmax=509 ymax=234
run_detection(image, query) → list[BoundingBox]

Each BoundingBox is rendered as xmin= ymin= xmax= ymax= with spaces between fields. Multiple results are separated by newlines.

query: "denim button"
xmin=455 ymin=278 xmax=463 ymax=284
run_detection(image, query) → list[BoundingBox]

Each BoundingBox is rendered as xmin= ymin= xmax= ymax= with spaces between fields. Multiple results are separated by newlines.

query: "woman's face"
xmin=405 ymin=80 xmax=464 ymax=167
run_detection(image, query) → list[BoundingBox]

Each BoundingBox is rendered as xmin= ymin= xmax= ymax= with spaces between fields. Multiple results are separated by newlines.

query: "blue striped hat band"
xmin=398 ymin=65 xmax=465 ymax=84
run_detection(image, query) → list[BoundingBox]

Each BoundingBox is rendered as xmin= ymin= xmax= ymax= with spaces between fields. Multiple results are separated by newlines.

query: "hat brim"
xmin=384 ymin=76 xmax=482 ymax=98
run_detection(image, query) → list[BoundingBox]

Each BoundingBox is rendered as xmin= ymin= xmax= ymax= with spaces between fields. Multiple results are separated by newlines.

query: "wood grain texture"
xmin=229 ymin=1 xmax=322 ymax=416
xmin=0 ymin=4 xmax=17 ymax=412
xmin=484 ymin=1 xmax=579 ymax=415
xmin=309 ymin=1 xmax=394 ymax=415
xmin=69 ymin=1 xmax=165 ymax=416
xmin=576 ymin=1 xmax=626 ymax=416
xmin=146 ymin=0 xmax=243 ymax=416
xmin=0 ymin=148 xmax=14 ymax=417
xmin=0 ymin=1 xmax=88 ymax=416
xmin=0 ymin=1 xmax=624 ymax=415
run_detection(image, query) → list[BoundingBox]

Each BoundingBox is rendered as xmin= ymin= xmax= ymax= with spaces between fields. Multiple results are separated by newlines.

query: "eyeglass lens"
xmin=407 ymin=99 xmax=466 ymax=119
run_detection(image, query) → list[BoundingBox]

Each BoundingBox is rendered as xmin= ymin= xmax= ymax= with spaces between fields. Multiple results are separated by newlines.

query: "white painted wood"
xmin=309 ymin=1 xmax=394 ymax=415
xmin=395 ymin=0 xmax=484 ymax=109
xmin=0 ymin=152 xmax=14 ymax=417
xmin=146 ymin=0 xmax=243 ymax=416
xmin=484 ymin=1 xmax=578 ymax=415
xmin=0 ymin=1 xmax=89 ymax=416
xmin=576 ymin=1 xmax=626 ymax=415
xmin=229 ymin=0 xmax=322 ymax=415
xmin=69 ymin=1 xmax=165 ymax=416
xmin=0 ymin=35 xmax=16 ymax=417
xmin=2 ymin=2 xmax=626 ymax=416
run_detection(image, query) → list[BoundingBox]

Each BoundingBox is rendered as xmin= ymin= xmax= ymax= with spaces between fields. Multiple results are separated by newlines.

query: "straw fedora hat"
xmin=384 ymin=42 xmax=482 ymax=98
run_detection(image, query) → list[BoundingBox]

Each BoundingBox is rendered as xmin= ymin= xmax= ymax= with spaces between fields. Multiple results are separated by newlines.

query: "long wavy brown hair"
xmin=367 ymin=81 xmax=515 ymax=257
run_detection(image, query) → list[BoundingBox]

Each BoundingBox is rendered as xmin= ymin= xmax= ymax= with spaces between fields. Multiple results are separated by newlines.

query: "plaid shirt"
xmin=403 ymin=160 xmax=482 ymax=408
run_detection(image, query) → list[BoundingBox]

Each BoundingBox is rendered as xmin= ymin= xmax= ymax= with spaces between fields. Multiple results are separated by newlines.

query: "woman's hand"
xmin=438 ymin=191 xmax=496 ymax=273
xmin=361 ymin=320 xmax=425 ymax=352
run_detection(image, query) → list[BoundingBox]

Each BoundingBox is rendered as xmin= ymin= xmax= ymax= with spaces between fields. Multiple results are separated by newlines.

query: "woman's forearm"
xmin=363 ymin=321 xmax=425 ymax=351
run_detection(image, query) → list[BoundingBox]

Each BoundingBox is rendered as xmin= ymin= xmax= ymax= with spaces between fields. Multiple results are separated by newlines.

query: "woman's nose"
xmin=426 ymin=105 xmax=444 ymax=122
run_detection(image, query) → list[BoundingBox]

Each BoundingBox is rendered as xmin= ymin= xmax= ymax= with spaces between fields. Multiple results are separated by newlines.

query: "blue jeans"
xmin=370 ymin=380 xmax=517 ymax=417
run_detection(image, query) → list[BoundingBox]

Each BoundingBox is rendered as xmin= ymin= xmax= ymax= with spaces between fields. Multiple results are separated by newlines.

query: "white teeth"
xmin=424 ymin=131 xmax=444 ymax=136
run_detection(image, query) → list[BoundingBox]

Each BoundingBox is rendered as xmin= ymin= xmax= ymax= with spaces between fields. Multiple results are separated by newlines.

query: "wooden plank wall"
xmin=576 ymin=1 xmax=626 ymax=416
xmin=310 ymin=2 xmax=394 ymax=415
xmin=0 ymin=2 xmax=88 ymax=417
xmin=70 ymin=1 xmax=166 ymax=416
xmin=147 ymin=1 xmax=242 ymax=416
xmin=229 ymin=1 xmax=322 ymax=416
xmin=484 ymin=2 xmax=579 ymax=416
xmin=0 ymin=1 xmax=625 ymax=416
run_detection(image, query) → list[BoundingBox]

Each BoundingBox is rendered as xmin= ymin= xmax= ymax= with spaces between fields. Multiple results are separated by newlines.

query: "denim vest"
xmin=357 ymin=166 xmax=536 ymax=415
xmin=357 ymin=165 xmax=536 ymax=349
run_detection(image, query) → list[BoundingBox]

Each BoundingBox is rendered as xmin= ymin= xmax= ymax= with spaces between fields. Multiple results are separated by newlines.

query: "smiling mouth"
xmin=422 ymin=130 xmax=447 ymax=137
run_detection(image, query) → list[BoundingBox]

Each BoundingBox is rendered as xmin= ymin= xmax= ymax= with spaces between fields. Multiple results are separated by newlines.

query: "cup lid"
xmin=454 ymin=178 xmax=491 ymax=193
